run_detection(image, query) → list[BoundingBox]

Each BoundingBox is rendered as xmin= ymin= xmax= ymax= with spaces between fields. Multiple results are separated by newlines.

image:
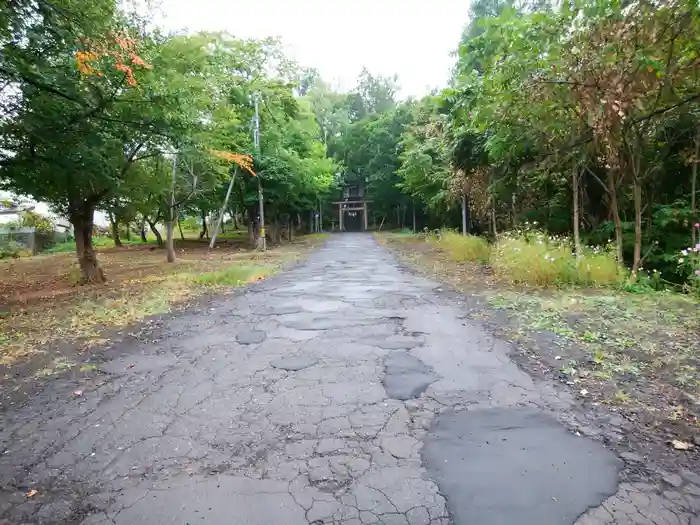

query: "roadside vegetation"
xmin=380 ymin=229 xmax=700 ymax=444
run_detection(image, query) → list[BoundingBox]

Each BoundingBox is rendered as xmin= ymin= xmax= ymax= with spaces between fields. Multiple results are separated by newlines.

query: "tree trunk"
xmin=210 ymin=169 xmax=237 ymax=250
xmin=125 ymin=223 xmax=131 ymax=241
xmin=232 ymin=207 xmax=239 ymax=230
xmin=199 ymin=209 xmax=208 ymax=239
xmin=607 ymin=170 xmax=624 ymax=265
xmin=412 ymin=201 xmax=417 ymax=233
xmin=177 ymin=217 xmax=185 ymax=241
xmin=147 ymin=219 xmax=163 ymax=245
xmin=461 ymin=194 xmax=467 ymax=235
xmin=573 ymin=167 xmax=581 ymax=260
xmin=692 ymin=131 xmax=699 ymax=245
xmin=165 ymin=220 xmax=176 ymax=263
xmin=632 ymin=178 xmax=642 ymax=274
xmin=70 ymin=202 xmax=106 ymax=284
xmin=246 ymin=208 xmax=256 ymax=248
xmin=166 ymin=153 xmax=178 ymax=263
xmin=108 ymin=212 xmax=122 ymax=247
xmin=140 ymin=218 xmax=147 ymax=243
xmin=491 ymin=197 xmax=497 ymax=237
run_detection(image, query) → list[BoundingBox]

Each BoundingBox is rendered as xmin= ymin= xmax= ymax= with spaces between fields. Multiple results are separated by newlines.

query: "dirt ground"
xmin=377 ymin=233 xmax=700 ymax=476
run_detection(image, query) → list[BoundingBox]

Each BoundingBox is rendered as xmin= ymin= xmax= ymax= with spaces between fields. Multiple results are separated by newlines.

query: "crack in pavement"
xmin=1 ymin=234 xmax=698 ymax=524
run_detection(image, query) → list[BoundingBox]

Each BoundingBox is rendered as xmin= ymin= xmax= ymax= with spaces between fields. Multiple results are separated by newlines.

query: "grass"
xmin=0 ymin=233 xmax=327 ymax=366
xmin=490 ymin=231 xmax=620 ymax=287
xmin=191 ymin=264 xmax=274 ymax=287
xmin=431 ymin=230 xmax=491 ymax=264
xmin=377 ymin=230 xmax=700 ymax=435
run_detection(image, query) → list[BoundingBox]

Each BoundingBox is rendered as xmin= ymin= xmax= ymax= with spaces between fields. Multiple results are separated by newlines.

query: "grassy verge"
xmin=377 ymin=231 xmax=700 ymax=439
xmin=0 ymin=234 xmax=327 ymax=366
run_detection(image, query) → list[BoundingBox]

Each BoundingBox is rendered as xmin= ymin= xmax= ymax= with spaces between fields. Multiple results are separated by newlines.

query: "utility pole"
xmin=253 ymin=93 xmax=266 ymax=251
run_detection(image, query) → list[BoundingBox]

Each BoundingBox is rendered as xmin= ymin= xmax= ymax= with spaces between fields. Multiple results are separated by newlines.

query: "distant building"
xmin=332 ymin=181 xmax=370 ymax=231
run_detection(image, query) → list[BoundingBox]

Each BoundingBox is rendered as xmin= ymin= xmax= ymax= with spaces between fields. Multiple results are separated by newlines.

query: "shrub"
xmin=433 ymin=230 xmax=491 ymax=263
xmin=677 ymin=230 xmax=700 ymax=296
xmin=575 ymin=249 xmax=623 ymax=286
xmin=0 ymin=241 xmax=32 ymax=259
xmin=491 ymin=230 xmax=620 ymax=287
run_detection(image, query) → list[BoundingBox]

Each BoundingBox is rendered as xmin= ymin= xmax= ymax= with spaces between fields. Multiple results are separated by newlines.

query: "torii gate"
xmin=332 ymin=200 xmax=370 ymax=231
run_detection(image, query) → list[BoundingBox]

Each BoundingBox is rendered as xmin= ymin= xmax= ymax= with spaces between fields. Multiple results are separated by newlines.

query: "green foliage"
xmin=17 ymin=211 xmax=54 ymax=235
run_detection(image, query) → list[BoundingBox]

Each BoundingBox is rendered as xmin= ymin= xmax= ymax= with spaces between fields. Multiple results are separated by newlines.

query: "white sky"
xmin=156 ymin=0 xmax=472 ymax=97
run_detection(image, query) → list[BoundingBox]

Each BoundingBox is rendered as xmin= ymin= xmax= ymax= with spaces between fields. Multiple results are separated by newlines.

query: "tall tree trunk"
xmin=147 ymin=219 xmax=163 ymax=245
xmin=632 ymin=178 xmax=642 ymax=274
xmin=412 ymin=201 xmax=417 ymax=233
xmin=210 ymin=169 xmax=237 ymax=250
xmin=177 ymin=217 xmax=185 ymax=241
xmin=692 ymin=131 xmax=699 ymax=245
xmin=199 ymin=209 xmax=208 ymax=239
xmin=140 ymin=219 xmax=147 ymax=243
xmin=461 ymin=194 xmax=467 ymax=235
xmin=232 ymin=207 xmax=239 ymax=230
xmin=607 ymin=170 xmax=624 ymax=265
xmin=166 ymin=154 xmax=178 ymax=263
xmin=573 ymin=167 xmax=581 ymax=260
xmin=70 ymin=201 xmax=106 ymax=284
xmin=491 ymin=196 xmax=497 ymax=237
xmin=246 ymin=208 xmax=256 ymax=248
xmin=108 ymin=212 xmax=122 ymax=247
xmin=125 ymin=223 xmax=131 ymax=241
xmin=165 ymin=220 xmax=176 ymax=262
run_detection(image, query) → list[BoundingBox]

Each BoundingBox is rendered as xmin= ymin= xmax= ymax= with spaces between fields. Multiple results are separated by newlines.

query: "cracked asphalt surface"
xmin=2 ymin=234 xmax=700 ymax=524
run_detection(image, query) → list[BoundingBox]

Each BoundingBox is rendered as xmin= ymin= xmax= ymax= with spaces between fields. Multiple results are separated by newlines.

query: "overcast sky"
xmin=155 ymin=0 xmax=472 ymax=97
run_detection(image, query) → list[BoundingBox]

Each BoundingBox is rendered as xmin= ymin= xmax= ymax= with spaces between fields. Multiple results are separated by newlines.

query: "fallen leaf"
xmin=72 ymin=390 xmax=83 ymax=397
xmin=26 ymin=489 xmax=37 ymax=498
xmin=670 ymin=439 xmax=694 ymax=451
xmin=127 ymin=364 xmax=135 ymax=369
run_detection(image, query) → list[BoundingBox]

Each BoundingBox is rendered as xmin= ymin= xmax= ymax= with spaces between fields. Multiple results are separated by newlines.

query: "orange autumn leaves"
xmin=75 ymin=33 xmax=151 ymax=86
xmin=209 ymin=150 xmax=257 ymax=177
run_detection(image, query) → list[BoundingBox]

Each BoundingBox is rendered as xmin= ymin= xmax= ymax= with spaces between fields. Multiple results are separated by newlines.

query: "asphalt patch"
xmin=236 ymin=330 xmax=267 ymax=344
xmin=422 ymin=407 xmax=621 ymax=525
xmin=270 ymin=355 xmax=319 ymax=371
xmin=382 ymin=352 xmax=437 ymax=400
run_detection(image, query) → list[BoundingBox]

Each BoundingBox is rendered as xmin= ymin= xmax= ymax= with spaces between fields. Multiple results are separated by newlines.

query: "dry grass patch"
xmin=0 ymin=234 xmax=326 ymax=365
